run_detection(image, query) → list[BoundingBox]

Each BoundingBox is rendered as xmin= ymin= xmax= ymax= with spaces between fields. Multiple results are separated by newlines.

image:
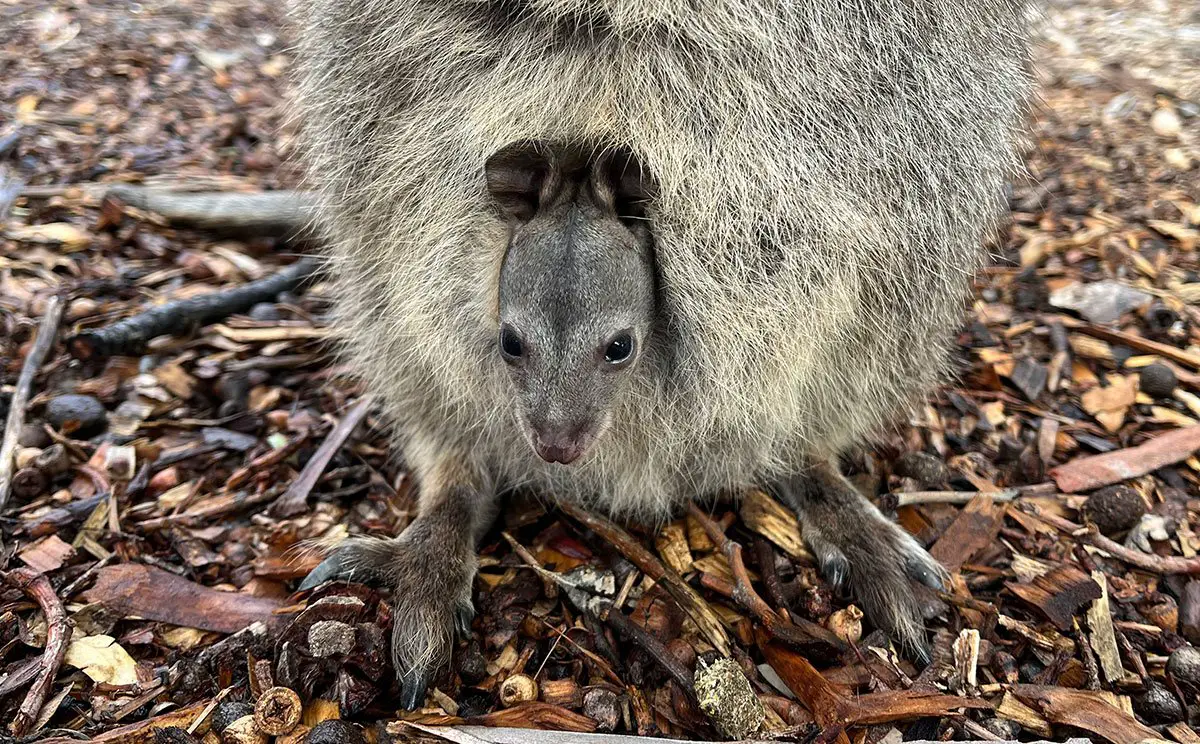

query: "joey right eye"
xmin=499 ymin=326 xmax=524 ymax=362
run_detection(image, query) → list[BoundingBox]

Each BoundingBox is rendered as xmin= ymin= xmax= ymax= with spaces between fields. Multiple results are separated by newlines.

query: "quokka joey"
xmin=289 ymin=0 xmax=1038 ymax=707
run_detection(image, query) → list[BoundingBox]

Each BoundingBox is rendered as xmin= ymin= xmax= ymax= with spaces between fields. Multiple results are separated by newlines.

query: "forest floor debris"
xmin=2 ymin=0 xmax=1200 ymax=742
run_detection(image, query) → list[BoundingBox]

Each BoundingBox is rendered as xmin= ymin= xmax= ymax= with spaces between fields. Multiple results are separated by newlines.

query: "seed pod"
xmin=220 ymin=715 xmax=267 ymax=744
xmin=254 ymin=686 xmax=303 ymax=736
xmin=1139 ymin=363 xmax=1178 ymax=398
xmin=33 ymin=443 xmax=71 ymax=476
xmin=499 ymin=673 xmax=538 ymax=707
xmin=827 ymin=605 xmax=863 ymax=645
xmin=1168 ymin=646 xmax=1200 ymax=688
xmin=153 ymin=728 xmax=201 ymax=744
xmin=1140 ymin=594 xmax=1179 ymax=634
xmin=11 ymin=467 xmax=48 ymax=500
xmin=1082 ymin=484 xmax=1145 ymax=535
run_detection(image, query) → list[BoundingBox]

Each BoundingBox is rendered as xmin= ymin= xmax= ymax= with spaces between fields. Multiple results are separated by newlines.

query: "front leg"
xmin=300 ymin=457 xmax=494 ymax=709
xmin=774 ymin=460 xmax=947 ymax=663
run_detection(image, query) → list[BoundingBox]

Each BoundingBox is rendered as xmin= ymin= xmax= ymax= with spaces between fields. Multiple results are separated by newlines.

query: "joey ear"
xmin=485 ymin=140 xmax=557 ymax=223
xmin=598 ymin=148 xmax=657 ymax=219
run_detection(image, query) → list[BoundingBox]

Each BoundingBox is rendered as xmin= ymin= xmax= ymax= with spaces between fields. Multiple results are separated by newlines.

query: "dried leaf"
xmin=63 ymin=634 xmax=139 ymax=686
xmin=1013 ymin=685 xmax=1156 ymax=744
xmin=82 ymin=563 xmax=293 ymax=633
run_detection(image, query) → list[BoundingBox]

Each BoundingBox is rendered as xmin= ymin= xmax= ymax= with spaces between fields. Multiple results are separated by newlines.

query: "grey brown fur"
xmin=289 ymin=0 xmax=1037 ymax=707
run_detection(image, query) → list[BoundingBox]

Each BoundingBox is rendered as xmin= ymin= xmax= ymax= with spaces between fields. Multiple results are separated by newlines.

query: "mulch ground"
xmin=2 ymin=1 xmax=1200 ymax=743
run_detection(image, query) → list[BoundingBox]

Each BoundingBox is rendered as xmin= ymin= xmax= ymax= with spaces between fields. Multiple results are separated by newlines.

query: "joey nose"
xmin=533 ymin=425 xmax=588 ymax=465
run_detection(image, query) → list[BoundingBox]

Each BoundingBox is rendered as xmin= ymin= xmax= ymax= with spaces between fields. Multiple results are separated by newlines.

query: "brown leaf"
xmin=82 ymin=563 xmax=293 ymax=633
xmin=1049 ymin=426 xmax=1200 ymax=492
xmin=1080 ymin=375 xmax=1138 ymax=433
xmin=1012 ymin=685 xmax=1156 ymax=744
xmin=18 ymin=534 xmax=74 ymax=574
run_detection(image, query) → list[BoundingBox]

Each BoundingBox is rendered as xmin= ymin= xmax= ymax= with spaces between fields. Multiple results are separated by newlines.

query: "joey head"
xmin=487 ymin=141 xmax=658 ymax=465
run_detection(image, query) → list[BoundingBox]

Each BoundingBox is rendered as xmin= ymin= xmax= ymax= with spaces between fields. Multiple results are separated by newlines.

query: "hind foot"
xmin=776 ymin=461 xmax=947 ymax=663
xmin=300 ymin=490 xmax=479 ymax=709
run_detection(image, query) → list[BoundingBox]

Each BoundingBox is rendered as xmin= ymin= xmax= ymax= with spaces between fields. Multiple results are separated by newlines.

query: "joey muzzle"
xmin=530 ymin=420 xmax=594 ymax=464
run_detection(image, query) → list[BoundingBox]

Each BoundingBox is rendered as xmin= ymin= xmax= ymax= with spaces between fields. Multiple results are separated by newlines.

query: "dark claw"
xmin=298 ymin=553 xmax=345 ymax=591
xmin=454 ymin=604 xmax=475 ymax=639
xmin=399 ymin=668 xmax=432 ymax=711
xmin=905 ymin=555 xmax=948 ymax=591
xmin=821 ymin=554 xmax=850 ymax=589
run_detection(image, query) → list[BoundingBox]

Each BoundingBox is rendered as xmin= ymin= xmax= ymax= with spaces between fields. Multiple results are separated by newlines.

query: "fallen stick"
xmin=889 ymin=489 xmax=1020 ymax=507
xmin=105 ymin=185 xmax=317 ymax=237
xmin=558 ymin=501 xmax=732 ymax=657
xmin=0 ymin=294 xmax=65 ymax=524
xmin=68 ymin=256 xmax=321 ymax=361
xmin=271 ymin=396 xmax=373 ymax=517
xmin=1023 ymin=503 xmax=1200 ymax=575
xmin=3 ymin=567 xmax=72 ymax=736
xmin=687 ymin=504 xmax=846 ymax=656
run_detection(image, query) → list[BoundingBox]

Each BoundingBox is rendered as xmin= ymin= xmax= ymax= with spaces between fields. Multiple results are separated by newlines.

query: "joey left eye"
xmin=603 ymin=333 xmax=635 ymax=365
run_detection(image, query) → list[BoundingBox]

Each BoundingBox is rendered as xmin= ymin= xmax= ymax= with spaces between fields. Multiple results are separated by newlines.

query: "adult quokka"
xmin=288 ymin=0 xmax=1036 ymax=707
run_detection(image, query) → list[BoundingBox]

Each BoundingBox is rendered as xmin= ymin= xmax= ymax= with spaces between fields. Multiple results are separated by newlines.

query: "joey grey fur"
xmin=289 ymin=0 xmax=1037 ymax=708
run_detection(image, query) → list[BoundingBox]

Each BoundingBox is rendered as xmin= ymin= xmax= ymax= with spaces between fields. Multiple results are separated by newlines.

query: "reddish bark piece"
xmin=83 ymin=563 xmax=293 ymax=633
xmin=1012 ymin=684 xmax=1157 ymax=744
xmin=1007 ymin=564 xmax=1102 ymax=631
xmin=929 ymin=493 xmax=1005 ymax=573
xmin=1049 ymin=426 xmax=1200 ymax=493
xmin=761 ymin=641 xmax=988 ymax=738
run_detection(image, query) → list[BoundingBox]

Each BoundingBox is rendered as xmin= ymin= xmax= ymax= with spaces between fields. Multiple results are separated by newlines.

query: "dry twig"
xmin=0 ymin=294 xmax=65 ymax=527
xmin=2 ymin=567 xmax=71 ymax=736
xmin=687 ymin=504 xmax=846 ymax=655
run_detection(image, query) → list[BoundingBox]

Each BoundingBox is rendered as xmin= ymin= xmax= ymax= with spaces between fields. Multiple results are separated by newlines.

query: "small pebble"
xmin=67 ymin=297 xmax=100 ymax=321
xmin=1151 ymin=107 xmax=1183 ymax=139
xmin=583 ymin=687 xmax=620 ymax=732
xmin=44 ymin=394 xmax=107 ymax=436
xmin=305 ymin=720 xmax=364 ymax=744
xmin=1139 ymin=363 xmax=1178 ymax=398
xmin=893 ymin=451 xmax=949 ymax=487
xmin=1134 ymin=681 xmax=1185 ymax=724
xmin=1168 ymin=645 xmax=1200 ymax=687
xmin=1082 ymin=484 xmax=1145 ymax=535
xmin=307 ymin=620 xmax=355 ymax=657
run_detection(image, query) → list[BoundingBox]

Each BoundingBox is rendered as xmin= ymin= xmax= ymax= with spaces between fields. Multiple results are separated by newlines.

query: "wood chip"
xmin=1086 ymin=570 xmax=1125 ymax=684
xmin=1049 ymin=426 xmax=1200 ymax=493
xmin=1007 ymin=564 xmax=1103 ymax=631
xmin=929 ymin=493 xmax=1005 ymax=573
